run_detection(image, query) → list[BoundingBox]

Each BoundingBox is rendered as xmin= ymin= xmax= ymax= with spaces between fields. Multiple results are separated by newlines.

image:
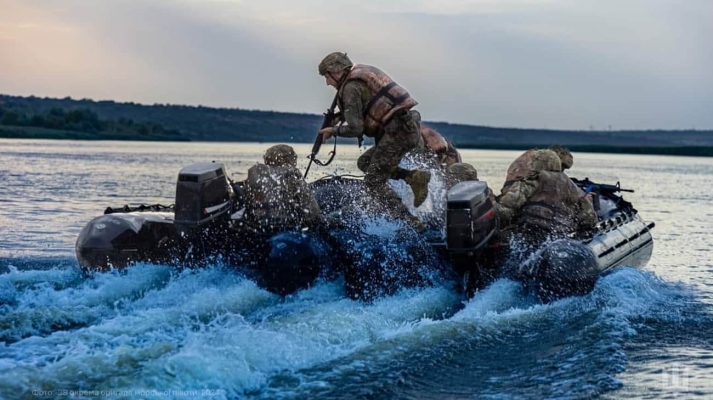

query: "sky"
xmin=1 ymin=0 xmax=711 ymax=130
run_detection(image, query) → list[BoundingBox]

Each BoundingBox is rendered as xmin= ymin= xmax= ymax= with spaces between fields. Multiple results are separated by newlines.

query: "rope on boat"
xmin=104 ymin=204 xmax=175 ymax=215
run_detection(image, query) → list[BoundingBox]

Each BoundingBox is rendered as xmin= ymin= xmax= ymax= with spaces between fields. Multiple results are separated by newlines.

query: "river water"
xmin=1 ymin=139 xmax=712 ymax=399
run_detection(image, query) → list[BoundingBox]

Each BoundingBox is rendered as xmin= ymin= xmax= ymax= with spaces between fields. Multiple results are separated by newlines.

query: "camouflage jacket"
xmin=245 ymin=164 xmax=322 ymax=232
xmin=496 ymin=170 xmax=597 ymax=234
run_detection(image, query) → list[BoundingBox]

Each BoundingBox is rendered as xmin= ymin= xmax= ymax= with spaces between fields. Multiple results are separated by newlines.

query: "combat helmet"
xmin=264 ymin=144 xmax=298 ymax=167
xmin=547 ymin=145 xmax=573 ymax=170
xmin=318 ymin=52 xmax=353 ymax=75
xmin=532 ymin=149 xmax=562 ymax=172
xmin=447 ymin=163 xmax=478 ymax=181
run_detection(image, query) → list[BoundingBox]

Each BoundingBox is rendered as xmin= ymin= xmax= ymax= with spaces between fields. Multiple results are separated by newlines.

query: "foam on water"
xmin=0 ymin=256 xmax=705 ymax=399
xmin=0 ymin=260 xmax=465 ymax=398
xmin=256 ymin=267 xmax=703 ymax=399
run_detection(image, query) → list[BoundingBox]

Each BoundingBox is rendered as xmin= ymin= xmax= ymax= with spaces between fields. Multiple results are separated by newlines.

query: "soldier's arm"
xmin=290 ymin=171 xmax=324 ymax=226
xmin=333 ymin=81 xmax=365 ymax=138
xmin=496 ymin=175 xmax=539 ymax=225
xmin=575 ymin=185 xmax=595 ymax=207
xmin=576 ymin=195 xmax=598 ymax=230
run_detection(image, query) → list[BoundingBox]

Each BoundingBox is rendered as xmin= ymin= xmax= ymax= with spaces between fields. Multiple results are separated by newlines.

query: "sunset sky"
xmin=1 ymin=0 xmax=710 ymax=129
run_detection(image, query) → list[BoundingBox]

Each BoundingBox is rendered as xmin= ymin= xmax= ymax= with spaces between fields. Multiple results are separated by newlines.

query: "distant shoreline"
xmin=0 ymin=126 xmax=190 ymax=142
xmin=2 ymin=128 xmax=711 ymax=157
xmin=2 ymin=93 xmax=712 ymax=157
xmin=457 ymin=143 xmax=713 ymax=157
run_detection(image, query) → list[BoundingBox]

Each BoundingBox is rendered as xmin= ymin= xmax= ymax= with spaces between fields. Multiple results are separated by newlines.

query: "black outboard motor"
xmin=446 ymin=181 xmax=498 ymax=254
xmin=174 ymin=162 xmax=234 ymax=232
xmin=174 ymin=162 xmax=236 ymax=263
xmin=445 ymin=181 xmax=499 ymax=294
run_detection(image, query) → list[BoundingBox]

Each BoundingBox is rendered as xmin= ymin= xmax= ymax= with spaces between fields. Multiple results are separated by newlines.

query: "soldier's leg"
xmin=388 ymin=110 xmax=426 ymax=181
xmin=383 ymin=111 xmax=432 ymax=207
xmin=359 ymin=143 xmax=419 ymax=182
xmin=364 ymin=130 xmax=424 ymax=230
xmin=357 ymin=145 xmax=376 ymax=173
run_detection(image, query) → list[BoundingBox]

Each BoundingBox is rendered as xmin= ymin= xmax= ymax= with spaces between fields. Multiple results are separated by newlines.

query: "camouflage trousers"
xmin=356 ymin=110 xmax=424 ymax=220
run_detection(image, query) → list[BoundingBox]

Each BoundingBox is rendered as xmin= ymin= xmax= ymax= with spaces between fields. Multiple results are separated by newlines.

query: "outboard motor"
xmin=445 ymin=181 xmax=499 ymax=295
xmin=174 ymin=162 xmax=235 ymax=233
xmin=174 ymin=162 xmax=236 ymax=263
xmin=446 ymin=181 xmax=498 ymax=254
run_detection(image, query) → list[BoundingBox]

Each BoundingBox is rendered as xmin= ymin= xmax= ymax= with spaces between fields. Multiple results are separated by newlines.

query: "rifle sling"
xmin=312 ymin=135 xmax=337 ymax=166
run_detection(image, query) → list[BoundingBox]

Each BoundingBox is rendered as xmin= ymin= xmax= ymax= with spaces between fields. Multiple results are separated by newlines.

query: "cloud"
xmin=0 ymin=0 xmax=711 ymax=129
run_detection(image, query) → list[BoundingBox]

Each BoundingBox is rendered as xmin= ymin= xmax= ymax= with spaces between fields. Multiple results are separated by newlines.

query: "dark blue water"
xmin=1 ymin=139 xmax=712 ymax=399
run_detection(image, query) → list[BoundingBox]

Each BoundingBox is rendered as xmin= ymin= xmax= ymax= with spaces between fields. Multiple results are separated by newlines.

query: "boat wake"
xmin=0 ymin=257 xmax=704 ymax=399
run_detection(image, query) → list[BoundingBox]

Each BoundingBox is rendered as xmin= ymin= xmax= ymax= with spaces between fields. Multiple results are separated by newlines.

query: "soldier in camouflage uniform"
xmin=445 ymin=162 xmax=478 ymax=189
xmin=544 ymin=144 xmax=597 ymax=207
xmin=421 ymin=125 xmax=462 ymax=168
xmin=317 ymin=52 xmax=431 ymax=231
xmin=244 ymin=145 xmax=323 ymax=234
xmin=495 ymin=149 xmax=597 ymax=241
xmin=501 ymin=148 xmax=558 ymax=192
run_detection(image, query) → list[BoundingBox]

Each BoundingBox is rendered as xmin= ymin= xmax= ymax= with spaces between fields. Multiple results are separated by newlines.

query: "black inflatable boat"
xmin=75 ymin=161 xmax=654 ymax=300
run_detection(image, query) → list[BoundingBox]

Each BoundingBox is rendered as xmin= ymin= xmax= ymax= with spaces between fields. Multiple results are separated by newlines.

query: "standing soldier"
xmin=316 ymin=52 xmax=431 ymax=231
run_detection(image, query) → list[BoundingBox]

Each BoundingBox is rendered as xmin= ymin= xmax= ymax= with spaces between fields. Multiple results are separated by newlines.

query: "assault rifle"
xmin=572 ymin=177 xmax=635 ymax=195
xmin=572 ymin=177 xmax=634 ymax=211
xmin=304 ymin=92 xmax=340 ymax=179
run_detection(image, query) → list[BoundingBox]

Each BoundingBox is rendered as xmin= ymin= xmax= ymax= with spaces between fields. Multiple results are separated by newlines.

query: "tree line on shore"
xmin=1 ymin=94 xmax=711 ymax=156
xmin=0 ymin=101 xmax=187 ymax=141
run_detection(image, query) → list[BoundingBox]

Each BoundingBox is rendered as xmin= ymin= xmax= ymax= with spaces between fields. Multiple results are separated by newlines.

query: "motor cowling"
xmin=446 ymin=181 xmax=498 ymax=254
xmin=174 ymin=162 xmax=234 ymax=234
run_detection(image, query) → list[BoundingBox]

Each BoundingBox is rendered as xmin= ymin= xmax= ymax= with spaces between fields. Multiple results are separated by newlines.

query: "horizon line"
xmin=2 ymin=92 xmax=712 ymax=133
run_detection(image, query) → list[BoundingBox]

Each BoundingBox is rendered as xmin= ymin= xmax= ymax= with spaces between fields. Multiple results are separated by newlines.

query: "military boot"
xmin=405 ymin=170 xmax=431 ymax=207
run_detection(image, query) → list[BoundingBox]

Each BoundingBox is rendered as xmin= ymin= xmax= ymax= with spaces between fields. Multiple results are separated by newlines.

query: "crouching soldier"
xmin=241 ymin=144 xmax=328 ymax=295
xmin=421 ymin=125 xmax=462 ymax=168
xmin=445 ymin=162 xmax=478 ymax=189
xmin=244 ymin=144 xmax=323 ymax=234
xmin=496 ymin=149 xmax=597 ymax=244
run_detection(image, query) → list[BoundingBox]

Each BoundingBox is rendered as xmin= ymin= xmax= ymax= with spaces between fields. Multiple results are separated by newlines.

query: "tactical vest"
xmin=245 ymin=164 xmax=304 ymax=232
xmin=338 ymin=64 xmax=418 ymax=133
xmin=520 ymin=171 xmax=583 ymax=234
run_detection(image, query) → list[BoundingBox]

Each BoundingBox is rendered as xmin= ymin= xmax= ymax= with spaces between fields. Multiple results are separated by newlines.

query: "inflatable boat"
xmin=75 ymin=161 xmax=654 ymax=301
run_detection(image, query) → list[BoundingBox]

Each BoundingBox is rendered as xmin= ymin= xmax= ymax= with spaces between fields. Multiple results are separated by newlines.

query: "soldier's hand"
xmin=319 ymin=127 xmax=334 ymax=143
xmin=584 ymin=192 xmax=595 ymax=205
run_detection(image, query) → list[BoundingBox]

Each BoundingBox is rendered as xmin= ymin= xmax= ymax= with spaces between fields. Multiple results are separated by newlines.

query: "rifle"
xmin=304 ymin=92 xmax=340 ymax=179
xmin=572 ymin=177 xmax=635 ymax=195
xmin=572 ymin=177 xmax=634 ymax=211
